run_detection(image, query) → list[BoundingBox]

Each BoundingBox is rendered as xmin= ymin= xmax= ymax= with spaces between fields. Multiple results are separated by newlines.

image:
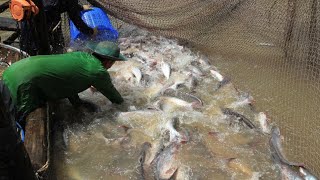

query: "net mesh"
xmin=64 ymin=0 xmax=320 ymax=176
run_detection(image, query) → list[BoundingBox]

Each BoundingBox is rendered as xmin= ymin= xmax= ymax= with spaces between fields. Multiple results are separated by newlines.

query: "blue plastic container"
xmin=69 ymin=7 xmax=118 ymax=42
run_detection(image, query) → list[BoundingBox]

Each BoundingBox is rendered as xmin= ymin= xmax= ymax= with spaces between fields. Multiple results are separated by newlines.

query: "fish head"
xmin=271 ymin=126 xmax=281 ymax=137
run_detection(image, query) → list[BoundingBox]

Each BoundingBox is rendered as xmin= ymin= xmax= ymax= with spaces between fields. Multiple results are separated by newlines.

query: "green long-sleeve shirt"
xmin=2 ymin=52 xmax=123 ymax=115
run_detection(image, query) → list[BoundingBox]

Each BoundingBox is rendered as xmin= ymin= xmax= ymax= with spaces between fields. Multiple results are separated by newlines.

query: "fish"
xmin=198 ymin=56 xmax=211 ymax=66
xmin=161 ymin=62 xmax=171 ymax=80
xmin=227 ymin=158 xmax=253 ymax=177
xmin=270 ymin=126 xmax=304 ymax=167
xmin=94 ymin=132 xmax=126 ymax=146
xmin=210 ymin=69 xmax=224 ymax=82
xmin=145 ymin=82 xmax=167 ymax=99
xmin=161 ymin=80 xmax=186 ymax=95
xmin=188 ymin=65 xmax=204 ymax=77
xmin=184 ymin=93 xmax=203 ymax=106
xmin=256 ymin=112 xmax=271 ymax=134
xmin=155 ymin=97 xmax=202 ymax=112
xmin=185 ymin=74 xmax=198 ymax=90
xmin=121 ymin=129 xmax=153 ymax=149
xmin=229 ymin=94 xmax=255 ymax=109
xmin=221 ymin=108 xmax=256 ymax=129
xmin=165 ymin=118 xmax=182 ymax=142
xmin=139 ymin=142 xmax=153 ymax=180
xmin=117 ymin=110 xmax=163 ymax=136
xmin=131 ymin=67 xmax=142 ymax=83
xmin=269 ymin=127 xmax=316 ymax=180
xmin=154 ymin=143 xmax=180 ymax=180
xmin=216 ymin=76 xmax=231 ymax=90
xmin=145 ymin=139 xmax=165 ymax=166
xmin=172 ymin=165 xmax=191 ymax=180
xmin=299 ymin=167 xmax=318 ymax=180
xmin=280 ymin=165 xmax=304 ymax=180
xmin=164 ymin=117 xmax=189 ymax=144
xmin=135 ymin=51 xmax=149 ymax=64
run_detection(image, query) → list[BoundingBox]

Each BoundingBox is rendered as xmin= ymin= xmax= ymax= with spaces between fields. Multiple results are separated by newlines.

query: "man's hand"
xmin=83 ymin=4 xmax=93 ymax=10
xmin=90 ymin=86 xmax=98 ymax=94
xmin=111 ymin=100 xmax=129 ymax=112
xmin=76 ymin=100 xmax=101 ymax=113
xmin=92 ymin=27 xmax=99 ymax=37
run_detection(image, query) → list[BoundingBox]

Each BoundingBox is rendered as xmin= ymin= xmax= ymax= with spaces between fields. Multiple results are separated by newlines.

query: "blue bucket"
xmin=69 ymin=7 xmax=118 ymax=42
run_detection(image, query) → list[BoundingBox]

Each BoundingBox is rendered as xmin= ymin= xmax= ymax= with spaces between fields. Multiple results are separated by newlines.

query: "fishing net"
xmin=60 ymin=0 xmax=320 ymax=176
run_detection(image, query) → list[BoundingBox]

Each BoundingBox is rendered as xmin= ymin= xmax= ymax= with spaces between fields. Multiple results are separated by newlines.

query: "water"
xmin=51 ymin=26 xmax=280 ymax=179
xmin=197 ymin=25 xmax=320 ymax=172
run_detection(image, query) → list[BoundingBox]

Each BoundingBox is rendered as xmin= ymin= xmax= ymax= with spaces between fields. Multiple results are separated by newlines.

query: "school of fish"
xmin=52 ymin=26 xmax=318 ymax=180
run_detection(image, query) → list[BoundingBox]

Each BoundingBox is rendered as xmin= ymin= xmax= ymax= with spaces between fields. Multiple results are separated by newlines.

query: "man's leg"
xmin=20 ymin=20 xmax=38 ymax=56
xmin=50 ymin=23 xmax=65 ymax=54
xmin=0 ymin=81 xmax=37 ymax=180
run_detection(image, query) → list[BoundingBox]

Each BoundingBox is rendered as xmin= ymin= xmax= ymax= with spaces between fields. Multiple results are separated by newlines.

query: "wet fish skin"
xmin=183 ymin=93 xmax=203 ymax=106
xmin=198 ymin=56 xmax=211 ymax=66
xmin=269 ymin=127 xmax=307 ymax=180
xmin=210 ymin=69 xmax=224 ymax=82
xmin=132 ymin=67 xmax=142 ymax=83
xmin=270 ymin=126 xmax=304 ymax=167
xmin=188 ymin=65 xmax=204 ymax=77
xmin=139 ymin=142 xmax=153 ymax=180
xmin=165 ymin=118 xmax=182 ymax=142
xmin=221 ymin=108 xmax=256 ymax=129
xmin=216 ymin=76 xmax=231 ymax=90
xmin=185 ymin=74 xmax=197 ymax=90
xmin=280 ymin=165 xmax=304 ymax=180
xmin=155 ymin=97 xmax=194 ymax=111
xmin=154 ymin=143 xmax=180 ymax=180
xmin=161 ymin=81 xmax=186 ymax=95
xmin=229 ymin=95 xmax=255 ymax=109
xmin=161 ymin=62 xmax=171 ymax=80
xmin=172 ymin=166 xmax=191 ymax=180
xmin=135 ymin=51 xmax=149 ymax=63
xmin=299 ymin=167 xmax=318 ymax=180
xmin=257 ymin=112 xmax=271 ymax=134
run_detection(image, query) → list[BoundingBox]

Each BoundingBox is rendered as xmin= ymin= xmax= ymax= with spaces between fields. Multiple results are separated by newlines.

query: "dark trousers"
xmin=0 ymin=81 xmax=37 ymax=180
xmin=49 ymin=22 xmax=65 ymax=54
xmin=20 ymin=18 xmax=65 ymax=55
xmin=20 ymin=20 xmax=39 ymax=56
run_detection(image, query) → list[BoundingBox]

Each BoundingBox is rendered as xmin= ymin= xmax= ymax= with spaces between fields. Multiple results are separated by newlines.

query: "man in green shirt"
xmin=0 ymin=41 xmax=126 ymax=179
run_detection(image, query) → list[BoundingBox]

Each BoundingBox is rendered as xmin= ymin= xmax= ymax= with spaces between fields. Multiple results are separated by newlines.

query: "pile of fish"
xmin=53 ymin=26 xmax=318 ymax=180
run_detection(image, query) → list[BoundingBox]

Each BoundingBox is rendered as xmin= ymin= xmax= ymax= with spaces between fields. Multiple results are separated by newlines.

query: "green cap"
xmin=86 ymin=41 xmax=127 ymax=61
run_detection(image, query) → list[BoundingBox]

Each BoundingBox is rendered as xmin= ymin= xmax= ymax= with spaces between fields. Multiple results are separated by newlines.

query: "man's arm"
xmin=68 ymin=94 xmax=82 ymax=106
xmin=66 ymin=0 xmax=94 ymax=35
xmin=68 ymin=94 xmax=99 ymax=112
xmin=92 ymin=72 xmax=124 ymax=104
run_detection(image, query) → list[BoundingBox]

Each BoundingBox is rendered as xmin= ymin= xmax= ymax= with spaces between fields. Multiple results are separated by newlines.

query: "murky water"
xmin=0 ymin=0 xmax=317 ymax=177
xmin=50 ymin=27 xmax=281 ymax=180
xmin=196 ymin=25 xmax=320 ymax=173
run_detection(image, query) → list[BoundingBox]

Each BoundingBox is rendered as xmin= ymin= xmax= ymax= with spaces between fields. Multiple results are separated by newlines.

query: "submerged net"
xmin=63 ymin=0 xmax=320 ymax=176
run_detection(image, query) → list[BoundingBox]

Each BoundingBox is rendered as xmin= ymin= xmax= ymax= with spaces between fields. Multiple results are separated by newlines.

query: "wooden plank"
xmin=24 ymin=107 xmax=49 ymax=172
xmin=0 ymin=17 xmax=17 ymax=31
xmin=0 ymin=1 xmax=9 ymax=13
